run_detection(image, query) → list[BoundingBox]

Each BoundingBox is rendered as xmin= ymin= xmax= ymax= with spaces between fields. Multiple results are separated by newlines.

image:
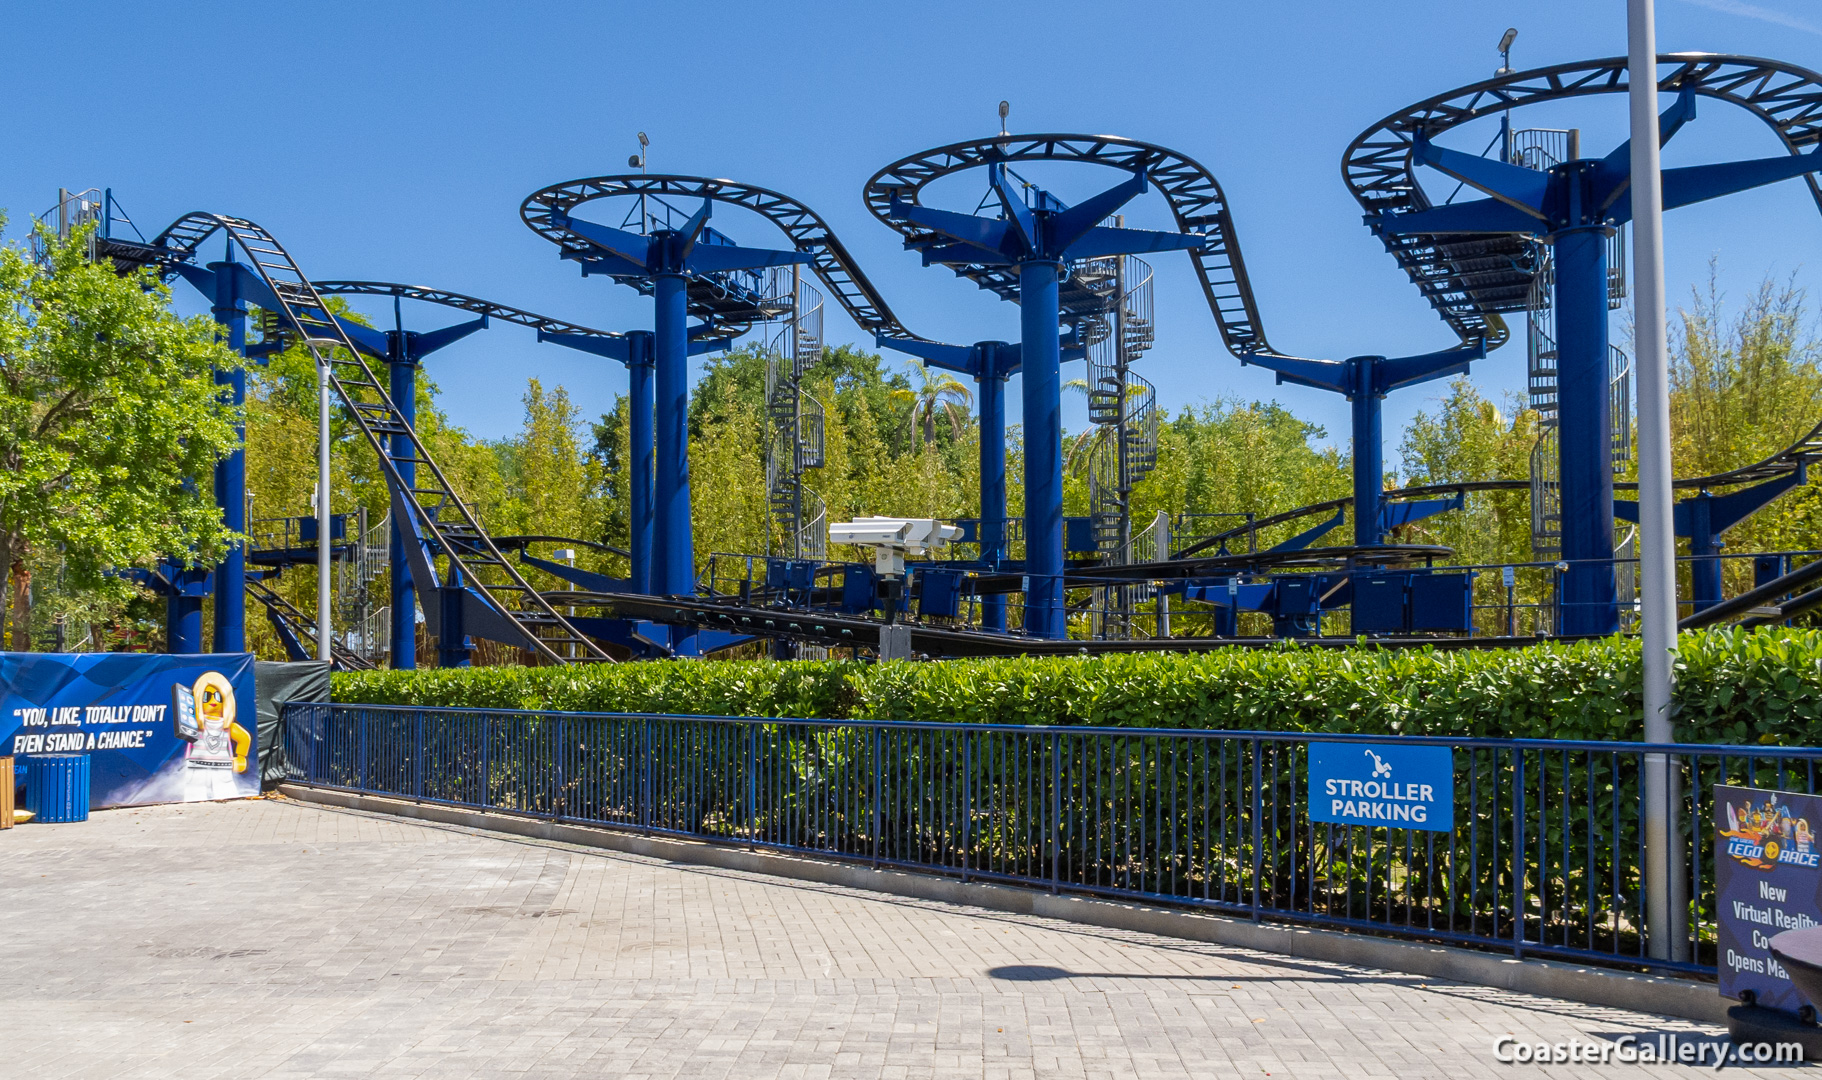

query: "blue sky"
xmin=4 ymin=0 xmax=1820 ymax=465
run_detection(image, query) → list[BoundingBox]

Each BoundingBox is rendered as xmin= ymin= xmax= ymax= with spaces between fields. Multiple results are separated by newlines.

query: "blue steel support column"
xmin=627 ymin=330 xmax=656 ymax=596
xmin=1350 ymin=357 xmax=1383 ymax=548
xmin=976 ymin=342 xmax=1009 ymax=632
xmin=652 ymin=273 xmax=697 ymax=655
xmin=438 ymin=566 xmax=471 ymax=668
xmin=1687 ymin=496 xmax=1721 ymax=613
xmin=167 ymin=566 xmax=207 ymax=653
xmin=1020 ymin=262 xmax=1065 ymax=639
xmin=208 ymin=263 xmax=246 ymax=653
xmin=389 ymin=341 xmax=419 ymax=669
xmin=1554 ymin=226 xmax=1620 ymax=635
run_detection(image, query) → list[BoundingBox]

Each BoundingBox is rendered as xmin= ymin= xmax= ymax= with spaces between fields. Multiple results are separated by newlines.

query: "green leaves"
xmin=332 ymin=626 xmax=1822 ymax=748
xmin=0 ymin=223 xmax=243 ymax=590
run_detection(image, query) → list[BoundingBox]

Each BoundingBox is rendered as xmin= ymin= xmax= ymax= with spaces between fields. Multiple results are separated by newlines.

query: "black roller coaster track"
xmin=1204 ymin=56 xmax=1822 ymax=559
xmin=521 ymin=174 xmax=932 ymax=345
xmin=862 ymin=133 xmax=1405 ymax=360
xmin=1344 ymin=53 xmax=1822 ymax=488
xmin=311 ymin=280 xmax=622 ymax=339
xmin=549 ymin=590 xmax=1561 ymax=658
xmin=129 ymin=213 xmax=612 ymax=664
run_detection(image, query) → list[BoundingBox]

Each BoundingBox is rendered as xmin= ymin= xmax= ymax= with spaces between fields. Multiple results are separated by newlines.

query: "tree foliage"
xmin=0 ymin=223 xmax=242 ymax=649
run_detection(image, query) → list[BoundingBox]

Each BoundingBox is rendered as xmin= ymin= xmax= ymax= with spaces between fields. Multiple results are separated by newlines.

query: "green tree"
xmin=1667 ymin=271 xmax=1822 ymax=597
xmin=0 ymin=223 xmax=243 ymax=649
xmin=1397 ymin=378 xmax=1540 ymax=565
xmin=889 ymin=364 xmax=972 ymax=446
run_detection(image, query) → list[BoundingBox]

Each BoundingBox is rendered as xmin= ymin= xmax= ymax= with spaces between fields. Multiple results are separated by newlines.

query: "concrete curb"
xmin=278 ymin=782 xmax=1731 ymax=1025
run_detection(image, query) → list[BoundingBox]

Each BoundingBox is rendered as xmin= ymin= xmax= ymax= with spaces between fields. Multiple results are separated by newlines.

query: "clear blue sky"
xmin=4 ymin=0 xmax=1820 ymax=466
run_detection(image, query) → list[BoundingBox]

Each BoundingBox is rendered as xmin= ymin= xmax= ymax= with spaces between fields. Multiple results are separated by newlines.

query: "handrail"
xmin=284 ymin=701 xmax=1822 ymax=753
xmin=135 ymin=212 xmax=612 ymax=663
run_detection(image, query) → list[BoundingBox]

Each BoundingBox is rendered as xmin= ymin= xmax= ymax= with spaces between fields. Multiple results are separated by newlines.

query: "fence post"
xmin=414 ymin=709 xmax=424 ymax=802
xmin=359 ymin=709 xmax=368 ymax=793
xmin=642 ymin=716 xmax=653 ymax=834
xmin=1050 ymin=731 xmax=1062 ymax=893
xmin=871 ymin=725 xmax=881 ymax=867
xmin=556 ymin=716 xmax=567 ymax=822
xmin=481 ymin=713 xmax=491 ymax=810
xmin=746 ymin=721 xmax=756 ymax=851
xmin=963 ymin=730 xmax=973 ymax=882
xmin=1513 ymin=748 xmax=1527 ymax=959
xmin=1251 ymin=737 xmax=1263 ymax=921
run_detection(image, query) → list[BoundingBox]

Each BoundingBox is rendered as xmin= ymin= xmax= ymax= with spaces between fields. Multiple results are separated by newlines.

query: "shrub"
xmin=331 ymin=626 xmax=1822 ymax=745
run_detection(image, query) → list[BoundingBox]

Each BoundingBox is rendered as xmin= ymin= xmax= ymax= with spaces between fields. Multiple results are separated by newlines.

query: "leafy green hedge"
xmin=330 ymin=627 xmax=1822 ymax=745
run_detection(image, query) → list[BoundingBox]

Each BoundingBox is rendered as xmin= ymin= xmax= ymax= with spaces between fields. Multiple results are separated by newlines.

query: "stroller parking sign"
xmin=1308 ymin=742 xmax=1454 ymax=831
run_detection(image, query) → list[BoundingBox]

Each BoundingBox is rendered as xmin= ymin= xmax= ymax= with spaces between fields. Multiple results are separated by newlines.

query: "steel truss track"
xmin=521 ymin=174 xmax=928 ymax=344
xmin=311 ymin=280 xmax=622 ymax=339
xmin=549 ymin=589 xmax=1559 ymax=657
xmin=1311 ymin=51 xmax=1822 ymax=551
xmin=863 ymin=133 xmax=1336 ymax=361
xmin=133 ymin=212 xmax=612 ymax=664
xmin=1345 ymin=53 xmax=1822 ymax=375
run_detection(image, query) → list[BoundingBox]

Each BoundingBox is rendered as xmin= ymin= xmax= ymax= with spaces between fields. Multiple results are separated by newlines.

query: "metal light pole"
xmin=317 ymin=349 xmax=333 ymax=663
xmin=1628 ymin=0 xmax=1685 ymax=962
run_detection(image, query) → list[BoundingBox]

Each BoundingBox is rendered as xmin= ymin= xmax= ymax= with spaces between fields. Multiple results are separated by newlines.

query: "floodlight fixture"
xmin=1497 ymin=28 xmax=1517 ymax=76
xmin=829 ymin=516 xmax=961 ymax=578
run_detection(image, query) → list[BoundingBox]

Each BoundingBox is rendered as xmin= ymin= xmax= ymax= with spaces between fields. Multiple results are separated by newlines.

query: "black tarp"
xmin=254 ymin=660 xmax=330 ymax=786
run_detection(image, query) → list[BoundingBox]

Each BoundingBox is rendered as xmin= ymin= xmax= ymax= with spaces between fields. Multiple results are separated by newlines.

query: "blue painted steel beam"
xmin=1021 ymin=260 xmax=1066 ymax=637
xmin=885 ymin=167 xmax=1204 ymax=637
xmin=653 ymin=272 xmax=696 ymax=655
xmin=1245 ymin=344 xmax=1479 ymax=546
xmin=554 ymin=202 xmax=810 ymax=654
xmin=1266 ymin=507 xmax=1346 ymax=553
xmin=383 ymin=314 xmax=486 ymax=668
xmin=977 ymin=342 xmax=1016 ymax=633
xmin=538 ymin=330 xmax=655 ymax=595
xmin=877 ymin=334 xmax=1020 ymax=631
xmin=1615 ymin=466 xmax=1808 ymax=612
xmin=206 ymin=261 xmax=247 ymax=654
xmin=388 ymin=330 xmax=419 ymax=668
xmin=1376 ymin=88 xmax=1822 ymax=634
xmin=1554 ymin=225 xmax=1618 ymax=633
xmin=627 ymin=332 xmax=655 ymax=597
xmin=1379 ymin=493 xmax=1464 ymax=533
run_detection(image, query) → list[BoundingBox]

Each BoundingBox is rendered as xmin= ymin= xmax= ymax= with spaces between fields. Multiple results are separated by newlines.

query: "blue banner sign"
xmin=1716 ymin=784 xmax=1822 ymax=1010
xmin=1308 ymin=741 xmax=1453 ymax=831
xmin=2 ymin=652 xmax=257 ymax=809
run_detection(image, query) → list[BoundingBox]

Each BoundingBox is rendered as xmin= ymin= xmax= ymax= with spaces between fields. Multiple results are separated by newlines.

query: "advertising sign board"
xmin=2 ymin=652 xmax=258 ymax=809
xmin=1716 ymin=784 xmax=1822 ymax=1009
xmin=1309 ymin=741 xmax=1454 ymax=831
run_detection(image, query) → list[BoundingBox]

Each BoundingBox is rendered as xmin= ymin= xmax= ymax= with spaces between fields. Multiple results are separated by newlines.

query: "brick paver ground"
xmin=0 ymin=797 xmax=1801 ymax=1078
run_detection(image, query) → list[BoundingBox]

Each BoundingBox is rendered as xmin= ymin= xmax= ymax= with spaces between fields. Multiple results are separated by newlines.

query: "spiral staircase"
xmin=1075 ymin=254 xmax=1159 ymax=637
xmin=1511 ymin=131 xmax=1633 ymax=564
xmin=764 ymin=270 xmax=829 ymax=561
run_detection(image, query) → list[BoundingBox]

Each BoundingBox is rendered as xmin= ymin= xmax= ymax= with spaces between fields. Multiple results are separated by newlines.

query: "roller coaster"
xmin=41 ymin=50 xmax=1822 ymax=666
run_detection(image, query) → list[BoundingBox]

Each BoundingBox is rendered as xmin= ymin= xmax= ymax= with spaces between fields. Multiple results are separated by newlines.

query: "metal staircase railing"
xmin=1514 ymin=131 xmax=1632 ymax=563
xmin=245 ymin=577 xmax=374 ymax=671
xmin=764 ymin=269 xmax=828 ymax=561
xmin=142 ymin=212 xmax=610 ymax=664
xmin=1075 ymin=255 xmax=1159 ymax=639
xmin=334 ymin=508 xmax=390 ymax=665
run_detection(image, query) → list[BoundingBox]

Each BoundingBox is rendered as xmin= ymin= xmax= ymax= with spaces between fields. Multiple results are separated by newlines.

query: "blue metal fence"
xmin=282 ymin=702 xmax=1822 ymax=977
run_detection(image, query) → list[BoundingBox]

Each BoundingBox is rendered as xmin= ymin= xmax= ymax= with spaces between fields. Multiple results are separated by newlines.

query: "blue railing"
xmin=282 ymin=702 xmax=1822 ymax=977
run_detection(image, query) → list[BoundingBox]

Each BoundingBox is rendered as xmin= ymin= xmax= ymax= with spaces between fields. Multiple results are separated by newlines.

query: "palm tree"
xmin=890 ymin=364 xmax=973 ymax=446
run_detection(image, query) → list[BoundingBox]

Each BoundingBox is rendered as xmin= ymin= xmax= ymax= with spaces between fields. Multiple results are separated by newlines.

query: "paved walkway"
xmin=0 ymin=797 xmax=1796 ymax=1079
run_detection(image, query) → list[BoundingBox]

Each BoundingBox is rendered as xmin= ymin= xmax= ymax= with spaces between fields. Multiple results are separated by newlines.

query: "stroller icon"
xmin=1364 ymin=749 xmax=1393 ymax=778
